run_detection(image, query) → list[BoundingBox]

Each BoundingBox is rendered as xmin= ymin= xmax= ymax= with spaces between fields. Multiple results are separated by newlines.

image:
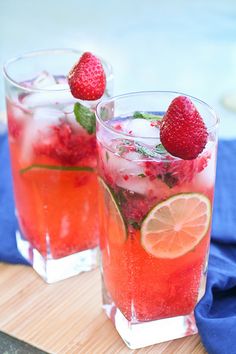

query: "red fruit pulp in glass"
xmin=97 ymin=134 xmax=216 ymax=322
xmin=7 ymin=99 xmax=98 ymax=259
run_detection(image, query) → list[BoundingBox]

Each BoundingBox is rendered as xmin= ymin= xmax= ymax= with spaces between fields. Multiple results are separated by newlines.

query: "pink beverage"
xmin=96 ymin=92 xmax=219 ymax=348
xmin=4 ymin=49 xmax=113 ymax=283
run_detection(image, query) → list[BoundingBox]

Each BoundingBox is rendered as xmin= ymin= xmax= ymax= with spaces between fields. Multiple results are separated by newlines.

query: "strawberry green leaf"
xmin=74 ymin=102 xmax=96 ymax=135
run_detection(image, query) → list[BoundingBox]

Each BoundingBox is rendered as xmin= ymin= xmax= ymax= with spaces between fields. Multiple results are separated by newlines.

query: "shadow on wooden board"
xmin=0 ymin=331 xmax=49 ymax=354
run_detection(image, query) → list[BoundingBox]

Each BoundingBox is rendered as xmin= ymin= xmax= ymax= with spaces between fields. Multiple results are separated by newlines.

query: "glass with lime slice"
xmin=96 ymin=91 xmax=219 ymax=349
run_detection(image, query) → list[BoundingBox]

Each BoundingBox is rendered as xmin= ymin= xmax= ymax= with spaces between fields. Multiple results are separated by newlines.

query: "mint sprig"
xmin=135 ymin=142 xmax=167 ymax=158
xmin=133 ymin=111 xmax=163 ymax=121
xmin=118 ymin=139 xmax=167 ymax=158
xmin=74 ymin=102 xmax=96 ymax=135
xmin=20 ymin=164 xmax=94 ymax=174
xmin=157 ymin=172 xmax=178 ymax=188
xmin=155 ymin=144 xmax=166 ymax=154
xmin=135 ymin=144 xmax=158 ymax=158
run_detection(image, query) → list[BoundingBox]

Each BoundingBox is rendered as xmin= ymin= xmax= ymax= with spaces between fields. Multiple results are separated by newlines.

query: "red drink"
xmin=96 ymin=92 xmax=218 ymax=348
xmin=8 ymin=98 xmax=98 ymax=258
xmin=4 ymin=49 xmax=113 ymax=282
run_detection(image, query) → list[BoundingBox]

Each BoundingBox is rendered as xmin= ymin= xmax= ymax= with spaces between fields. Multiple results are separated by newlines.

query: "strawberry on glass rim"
xmin=160 ymin=96 xmax=208 ymax=160
xmin=67 ymin=51 xmax=107 ymax=135
xmin=68 ymin=51 xmax=106 ymax=101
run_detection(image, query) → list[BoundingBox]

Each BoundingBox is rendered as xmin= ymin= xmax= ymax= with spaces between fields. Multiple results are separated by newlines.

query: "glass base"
xmin=16 ymin=231 xmax=98 ymax=283
xmin=103 ymin=302 xmax=197 ymax=349
xmin=102 ymin=278 xmax=198 ymax=349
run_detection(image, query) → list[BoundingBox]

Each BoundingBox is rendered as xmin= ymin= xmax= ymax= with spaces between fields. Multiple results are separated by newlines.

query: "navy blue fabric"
xmin=195 ymin=140 xmax=236 ymax=354
xmin=0 ymin=133 xmax=27 ymax=264
xmin=0 ymin=134 xmax=236 ymax=351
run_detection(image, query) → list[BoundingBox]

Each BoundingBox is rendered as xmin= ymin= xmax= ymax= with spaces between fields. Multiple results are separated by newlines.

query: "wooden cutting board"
xmin=0 ymin=263 xmax=206 ymax=353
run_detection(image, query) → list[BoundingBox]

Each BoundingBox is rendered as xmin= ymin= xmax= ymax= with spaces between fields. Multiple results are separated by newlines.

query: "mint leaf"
xmin=157 ymin=172 xmax=178 ymax=188
xmin=133 ymin=111 xmax=163 ymax=121
xmin=117 ymin=140 xmax=167 ymax=159
xmin=74 ymin=102 xmax=96 ymax=135
xmin=20 ymin=164 xmax=94 ymax=174
xmin=135 ymin=143 xmax=158 ymax=158
xmin=134 ymin=142 xmax=167 ymax=158
xmin=128 ymin=220 xmax=140 ymax=230
xmin=155 ymin=144 xmax=167 ymax=154
xmin=118 ymin=140 xmax=132 ymax=155
xmin=115 ymin=189 xmax=127 ymax=206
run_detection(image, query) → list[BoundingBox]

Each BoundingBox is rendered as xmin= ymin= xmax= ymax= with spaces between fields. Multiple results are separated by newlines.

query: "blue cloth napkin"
xmin=0 ymin=133 xmax=236 ymax=352
xmin=195 ymin=140 xmax=236 ymax=354
xmin=0 ymin=133 xmax=27 ymax=264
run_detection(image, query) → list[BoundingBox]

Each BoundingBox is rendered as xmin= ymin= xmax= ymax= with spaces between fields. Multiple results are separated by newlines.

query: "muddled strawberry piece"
xmin=144 ymin=154 xmax=209 ymax=186
xmin=34 ymin=122 xmax=96 ymax=165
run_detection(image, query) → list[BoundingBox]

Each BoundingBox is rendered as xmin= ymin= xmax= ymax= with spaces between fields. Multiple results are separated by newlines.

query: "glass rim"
xmin=3 ymin=48 xmax=113 ymax=93
xmin=96 ymin=90 xmax=219 ymax=141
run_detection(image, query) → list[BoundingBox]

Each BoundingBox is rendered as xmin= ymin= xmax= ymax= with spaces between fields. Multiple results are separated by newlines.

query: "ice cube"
xmin=20 ymin=108 xmax=63 ymax=163
xmin=33 ymin=107 xmax=64 ymax=125
xmin=105 ymin=152 xmax=148 ymax=194
xmin=63 ymin=104 xmax=74 ymax=115
xmin=20 ymin=120 xmax=43 ymax=163
xmin=124 ymin=151 xmax=143 ymax=161
xmin=105 ymin=150 xmax=144 ymax=176
xmin=32 ymin=71 xmax=57 ymax=89
xmin=10 ymin=103 xmax=29 ymax=121
xmin=63 ymin=104 xmax=88 ymax=133
xmin=101 ymin=148 xmax=164 ymax=195
xmin=195 ymin=141 xmax=217 ymax=188
xmin=22 ymin=83 xmax=76 ymax=108
xmin=116 ymin=175 xmax=154 ymax=195
xmin=63 ymin=104 xmax=75 ymax=125
xmin=121 ymin=118 xmax=160 ymax=146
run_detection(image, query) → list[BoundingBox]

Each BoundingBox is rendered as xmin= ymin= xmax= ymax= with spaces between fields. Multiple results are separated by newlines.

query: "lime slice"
xmin=98 ymin=177 xmax=127 ymax=245
xmin=141 ymin=193 xmax=211 ymax=258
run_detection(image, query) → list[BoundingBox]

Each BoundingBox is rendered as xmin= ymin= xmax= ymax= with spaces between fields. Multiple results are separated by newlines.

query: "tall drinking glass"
xmin=3 ymin=49 xmax=113 ymax=283
xmin=96 ymin=91 xmax=219 ymax=348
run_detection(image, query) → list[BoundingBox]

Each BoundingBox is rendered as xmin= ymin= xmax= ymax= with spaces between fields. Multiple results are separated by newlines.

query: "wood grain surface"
xmin=0 ymin=263 xmax=207 ymax=354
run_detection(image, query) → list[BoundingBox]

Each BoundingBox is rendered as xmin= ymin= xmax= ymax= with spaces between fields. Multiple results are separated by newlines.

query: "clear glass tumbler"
xmin=3 ymin=49 xmax=113 ymax=283
xmin=96 ymin=91 xmax=219 ymax=348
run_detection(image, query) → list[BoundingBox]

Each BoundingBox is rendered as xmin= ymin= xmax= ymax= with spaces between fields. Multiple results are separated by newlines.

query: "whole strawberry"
xmin=160 ymin=96 xmax=208 ymax=160
xmin=68 ymin=52 xmax=106 ymax=100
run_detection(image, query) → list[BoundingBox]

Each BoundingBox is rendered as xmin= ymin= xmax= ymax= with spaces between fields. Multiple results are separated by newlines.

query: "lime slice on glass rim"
xmin=141 ymin=193 xmax=211 ymax=259
xmin=98 ymin=177 xmax=127 ymax=245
